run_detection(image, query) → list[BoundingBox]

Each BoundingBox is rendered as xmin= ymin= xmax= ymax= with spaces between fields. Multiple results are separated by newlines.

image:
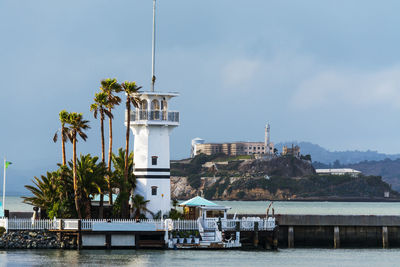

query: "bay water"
xmin=2 ymin=196 xmax=400 ymax=266
xmin=7 ymin=196 xmax=400 ymax=215
xmin=1 ymin=248 xmax=399 ymax=266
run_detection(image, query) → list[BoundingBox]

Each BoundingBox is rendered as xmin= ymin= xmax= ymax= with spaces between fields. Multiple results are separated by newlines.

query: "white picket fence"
xmin=172 ymin=220 xmax=198 ymax=230
xmin=5 ymin=219 xmax=56 ymax=230
xmin=0 ymin=217 xmax=276 ymax=232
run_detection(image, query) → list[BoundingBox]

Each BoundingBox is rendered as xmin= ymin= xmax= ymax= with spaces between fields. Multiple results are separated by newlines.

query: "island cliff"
xmin=170 ymin=154 xmax=399 ymax=200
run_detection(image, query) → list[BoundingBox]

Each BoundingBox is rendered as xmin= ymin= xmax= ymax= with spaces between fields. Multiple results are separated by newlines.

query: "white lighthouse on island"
xmin=126 ymin=0 xmax=179 ymax=216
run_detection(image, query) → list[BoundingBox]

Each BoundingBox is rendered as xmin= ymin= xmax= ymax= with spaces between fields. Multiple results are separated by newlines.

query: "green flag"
xmin=5 ymin=161 xmax=12 ymax=169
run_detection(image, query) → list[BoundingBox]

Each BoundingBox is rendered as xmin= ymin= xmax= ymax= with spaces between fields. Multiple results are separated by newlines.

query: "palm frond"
xmin=103 ymin=109 xmax=113 ymax=119
xmin=53 ymin=131 xmax=58 ymax=143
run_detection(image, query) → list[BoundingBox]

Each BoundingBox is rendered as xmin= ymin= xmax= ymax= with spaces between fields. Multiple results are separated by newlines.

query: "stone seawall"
xmin=0 ymin=231 xmax=76 ymax=249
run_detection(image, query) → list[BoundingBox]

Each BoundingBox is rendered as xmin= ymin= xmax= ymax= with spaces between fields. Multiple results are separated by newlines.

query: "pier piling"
xmin=76 ymin=220 xmax=82 ymax=250
xmin=333 ymin=226 xmax=340 ymax=249
xmin=382 ymin=226 xmax=388 ymax=248
xmin=288 ymin=226 xmax=294 ymax=248
xmin=253 ymin=222 xmax=259 ymax=248
xmin=105 ymin=234 xmax=111 ymax=249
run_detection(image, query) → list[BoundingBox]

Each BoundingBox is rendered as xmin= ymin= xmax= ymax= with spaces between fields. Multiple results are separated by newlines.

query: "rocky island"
xmin=171 ymin=154 xmax=399 ymax=201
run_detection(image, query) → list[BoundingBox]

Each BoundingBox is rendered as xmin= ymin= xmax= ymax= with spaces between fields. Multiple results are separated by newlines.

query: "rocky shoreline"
xmin=0 ymin=230 xmax=76 ymax=249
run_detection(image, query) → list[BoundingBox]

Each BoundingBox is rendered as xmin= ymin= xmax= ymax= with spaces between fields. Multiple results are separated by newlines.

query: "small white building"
xmin=316 ymin=168 xmax=362 ymax=177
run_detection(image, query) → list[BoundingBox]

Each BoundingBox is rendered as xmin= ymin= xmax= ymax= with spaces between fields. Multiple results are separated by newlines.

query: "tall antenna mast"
xmin=151 ymin=0 xmax=157 ymax=92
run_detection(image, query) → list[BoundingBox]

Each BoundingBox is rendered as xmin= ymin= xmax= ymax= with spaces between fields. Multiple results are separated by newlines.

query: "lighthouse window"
xmin=152 ymin=156 xmax=158 ymax=165
xmin=140 ymin=99 xmax=148 ymax=110
xmin=151 ymin=186 xmax=158 ymax=196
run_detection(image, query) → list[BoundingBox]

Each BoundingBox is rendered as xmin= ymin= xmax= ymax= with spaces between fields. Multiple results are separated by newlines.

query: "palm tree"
xmin=23 ymin=172 xmax=59 ymax=215
xmin=100 ymin=78 xmax=122 ymax=205
xmin=121 ymin=81 xmax=141 ymax=218
xmin=90 ymin=91 xmax=112 ymax=218
xmin=111 ymin=148 xmax=136 ymax=218
xmin=53 ymin=110 xmax=70 ymax=166
xmin=23 ymin=168 xmax=75 ymax=219
xmin=131 ymin=194 xmax=152 ymax=219
xmin=67 ymin=112 xmax=90 ymax=219
xmin=69 ymin=154 xmax=107 ymax=219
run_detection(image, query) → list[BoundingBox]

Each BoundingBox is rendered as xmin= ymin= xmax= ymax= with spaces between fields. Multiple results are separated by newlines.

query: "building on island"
xmin=191 ymin=123 xmax=274 ymax=157
xmin=315 ymin=168 xmax=362 ymax=177
xmin=127 ymin=91 xmax=179 ymax=215
xmin=282 ymin=144 xmax=301 ymax=158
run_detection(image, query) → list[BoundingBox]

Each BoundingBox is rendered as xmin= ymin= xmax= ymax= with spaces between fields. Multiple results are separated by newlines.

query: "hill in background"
xmin=171 ymin=154 xmax=398 ymax=200
xmin=276 ymin=141 xmax=400 ymax=164
xmin=314 ymin=159 xmax=400 ymax=192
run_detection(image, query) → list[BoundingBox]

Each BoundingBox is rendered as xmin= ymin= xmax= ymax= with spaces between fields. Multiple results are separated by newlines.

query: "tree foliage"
xmin=23 ymin=154 xmax=107 ymax=219
xmin=111 ymin=148 xmax=135 ymax=218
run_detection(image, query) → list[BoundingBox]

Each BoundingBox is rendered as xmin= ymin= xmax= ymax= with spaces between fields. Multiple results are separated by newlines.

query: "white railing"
xmin=224 ymin=220 xmax=237 ymax=230
xmin=172 ymin=220 xmax=198 ymax=230
xmin=129 ymin=110 xmax=179 ymax=123
xmin=197 ymin=218 xmax=204 ymax=234
xmin=63 ymin=219 xmax=79 ymax=230
xmin=203 ymin=219 xmax=217 ymax=230
xmin=0 ymin=217 xmax=276 ymax=232
xmin=199 ymin=218 xmax=276 ymax=231
xmin=7 ymin=219 xmax=56 ymax=230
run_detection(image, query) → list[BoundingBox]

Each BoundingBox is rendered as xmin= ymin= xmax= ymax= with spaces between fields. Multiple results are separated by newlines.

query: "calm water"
xmin=8 ymin=196 xmax=400 ymax=215
xmin=4 ymin=197 xmax=400 ymax=266
xmin=1 ymin=249 xmax=400 ymax=267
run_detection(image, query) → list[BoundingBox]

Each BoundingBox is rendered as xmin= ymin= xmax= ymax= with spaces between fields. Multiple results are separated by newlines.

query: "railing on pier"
xmin=128 ymin=110 xmax=179 ymax=123
xmin=0 ymin=217 xmax=275 ymax=232
xmin=203 ymin=218 xmax=276 ymax=231
xmin=6 ymin=219 xmax=55 ymax=230
xmin=172 ymin=220 xmax=198 ymax=230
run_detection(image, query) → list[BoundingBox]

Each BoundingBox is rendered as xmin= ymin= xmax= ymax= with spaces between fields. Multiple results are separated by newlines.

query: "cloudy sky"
xmin=1 ymin=0 xmax=400 ymax=192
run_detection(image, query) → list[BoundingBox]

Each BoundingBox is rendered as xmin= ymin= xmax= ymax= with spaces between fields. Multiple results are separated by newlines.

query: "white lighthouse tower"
xmin=126 ymin=0 xmax=179 ymax=216
xmin=128 ymin=93 xmax=179 ymax=215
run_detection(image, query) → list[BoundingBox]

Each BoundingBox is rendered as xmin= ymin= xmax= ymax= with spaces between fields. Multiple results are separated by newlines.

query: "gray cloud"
xmin=2 ymin=0 xmax=400 ymax=193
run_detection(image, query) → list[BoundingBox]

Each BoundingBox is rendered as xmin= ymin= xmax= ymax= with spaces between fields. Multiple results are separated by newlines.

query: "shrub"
xmin=217 ymin=178 xmax=230 ymax=196
xmin=237 ymin=191 xmax=246 ymax=199
xmin=169 ymin=209 xmax=183 ymax=220
xmin=188 ymin=174 xmax=202 ymax=189
xmin=204 ymin=186 xmax=217 ymax=199
xmin=0 ymin=226 xmax=5 ymax=236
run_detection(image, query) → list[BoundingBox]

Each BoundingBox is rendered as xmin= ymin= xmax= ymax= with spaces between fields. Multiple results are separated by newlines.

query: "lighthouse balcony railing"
xmin=128 ymin=110 xmax=179 ymax=123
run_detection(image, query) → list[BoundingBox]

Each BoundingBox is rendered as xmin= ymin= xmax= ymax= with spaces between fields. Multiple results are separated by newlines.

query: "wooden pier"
xmin=5 ymin=214 xmax=399 ymax=249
